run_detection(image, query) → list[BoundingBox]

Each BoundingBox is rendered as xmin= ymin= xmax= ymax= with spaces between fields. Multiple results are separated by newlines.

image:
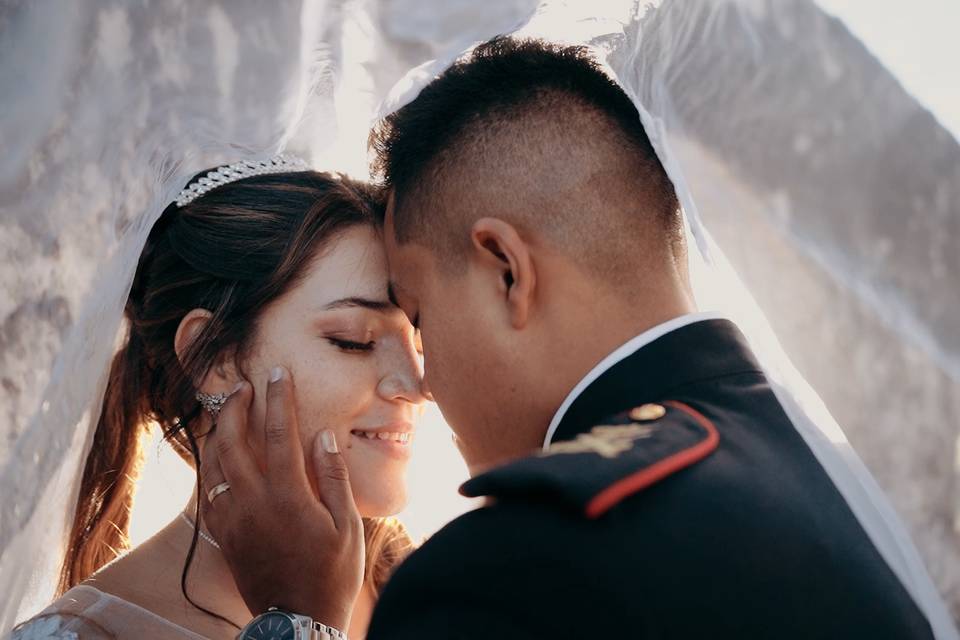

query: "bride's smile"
xmin=236 ymin=223 xmax=426 ymax=516
xmin=7 ymin=7 xmax=956 ymax=638
xmin=11 ymin=169 xmax=429 ymax=640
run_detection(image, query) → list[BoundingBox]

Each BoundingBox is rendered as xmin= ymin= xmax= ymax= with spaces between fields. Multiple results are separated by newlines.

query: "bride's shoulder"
xmin=8 ymin=587 xmax=113 ymax=640
xmin=8 ymin=584 xmax=203 ymax=640
xmin=10 ymin=613 xmax=97 ymax=640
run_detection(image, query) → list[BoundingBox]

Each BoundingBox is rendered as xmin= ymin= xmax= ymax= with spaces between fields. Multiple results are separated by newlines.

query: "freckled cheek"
xmin=288 ymin=359 xmax=372 ymax=447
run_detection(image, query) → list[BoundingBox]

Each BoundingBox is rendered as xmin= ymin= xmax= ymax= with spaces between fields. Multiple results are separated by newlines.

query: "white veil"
xmin=0 ymin=0 xmax=337 ymax=628
xmin=2 ymin=0 xmax=957 ymax=635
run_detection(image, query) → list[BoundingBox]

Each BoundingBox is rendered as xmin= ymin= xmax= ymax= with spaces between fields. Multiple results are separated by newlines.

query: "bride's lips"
xmin=349 ymin=422 xmax=415 ymax=460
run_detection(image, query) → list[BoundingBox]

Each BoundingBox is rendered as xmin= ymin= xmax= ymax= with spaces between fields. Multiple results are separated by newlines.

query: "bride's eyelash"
xmin=326 ymin=337 xmax=375 ymax=352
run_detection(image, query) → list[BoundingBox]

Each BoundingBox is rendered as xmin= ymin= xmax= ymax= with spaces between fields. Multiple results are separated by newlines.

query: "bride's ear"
xmin=174 ymin=308 xmax=240 ymax=392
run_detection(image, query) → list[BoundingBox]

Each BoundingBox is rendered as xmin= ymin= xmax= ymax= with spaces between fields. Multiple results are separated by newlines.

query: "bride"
xmin=10 ymin=158 xmax=427 ymax=639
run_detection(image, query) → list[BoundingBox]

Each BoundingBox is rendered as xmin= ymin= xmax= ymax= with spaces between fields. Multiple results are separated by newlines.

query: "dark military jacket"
xmin=368 ymin=319 xmax=934 ymax=639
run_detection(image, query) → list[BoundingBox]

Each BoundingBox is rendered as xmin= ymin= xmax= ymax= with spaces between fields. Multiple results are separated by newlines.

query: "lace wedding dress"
xmin=10 ymin=587 xmax=206 ymax=640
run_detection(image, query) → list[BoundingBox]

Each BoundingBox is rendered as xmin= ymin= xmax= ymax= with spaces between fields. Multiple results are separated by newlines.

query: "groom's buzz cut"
xmin=371 ymin=36 xmax=683 ymax=279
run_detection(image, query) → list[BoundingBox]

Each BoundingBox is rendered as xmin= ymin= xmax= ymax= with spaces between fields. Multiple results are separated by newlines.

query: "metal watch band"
xmin=237 ymin=608 xmax=347 ymax=640
xmin=310 ymin=620 xmax=348 ymax=640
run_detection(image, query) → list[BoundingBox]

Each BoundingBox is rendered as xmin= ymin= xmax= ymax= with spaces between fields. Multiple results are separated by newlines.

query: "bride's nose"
xmin=377 ymin=364 xmax=428 ymax=404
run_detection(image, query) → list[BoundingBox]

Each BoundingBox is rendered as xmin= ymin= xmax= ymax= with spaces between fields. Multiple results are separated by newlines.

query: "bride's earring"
xmin=195 ymin=391 xmax=228 ymax=417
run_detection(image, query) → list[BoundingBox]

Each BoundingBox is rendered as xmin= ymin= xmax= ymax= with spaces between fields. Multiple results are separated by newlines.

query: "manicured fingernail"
xmin=230 ymin=381 xmax=244 ymax=394
xmin=321 ymin=430 xmax=338 ymax=454
xmin=270 ymin=366 xmax=283 ymax=383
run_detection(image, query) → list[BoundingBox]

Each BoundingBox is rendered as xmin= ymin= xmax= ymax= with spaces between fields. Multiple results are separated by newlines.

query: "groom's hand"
xmin=199 ymin=366 xmax=364 ymax=631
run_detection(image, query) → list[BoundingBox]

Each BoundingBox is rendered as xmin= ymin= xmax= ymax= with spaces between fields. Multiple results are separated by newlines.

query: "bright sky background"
xmin=129 ymin=0 xmax=960 ymax=547
xmin=816 ymin=0 xmax=960 ymax=140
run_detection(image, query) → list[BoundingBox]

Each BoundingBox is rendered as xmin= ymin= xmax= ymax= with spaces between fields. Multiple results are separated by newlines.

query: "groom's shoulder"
xmin=376 ymin=493 xmax=609 ymax=617
xmin=373 ymin=398 xmax=938 ymax=639
xmin=368 ymin=500 xmax=602 ymax=638
xmin=377 ymin=400 xmax=725 ymax=587
xmin=459 ymin=400 xmax=720 ymax=519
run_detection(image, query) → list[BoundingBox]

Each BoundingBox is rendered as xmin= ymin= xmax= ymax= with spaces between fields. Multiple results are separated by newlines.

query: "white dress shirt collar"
xmin=542 ymin=311 xmax=725 ymax=450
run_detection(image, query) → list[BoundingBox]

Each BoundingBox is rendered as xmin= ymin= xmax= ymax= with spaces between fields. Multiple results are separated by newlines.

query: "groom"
xmin=203 ymin=38 xmax=935 ymax=638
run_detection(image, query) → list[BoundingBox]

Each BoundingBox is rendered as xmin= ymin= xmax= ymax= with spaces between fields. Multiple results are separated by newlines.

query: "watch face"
xmin=240 ymin=611 xmax=297 ymax=640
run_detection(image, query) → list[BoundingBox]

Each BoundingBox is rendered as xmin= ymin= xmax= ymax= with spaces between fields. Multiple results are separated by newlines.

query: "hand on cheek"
xmin=200 ymin=365 xmax=364 ymax=629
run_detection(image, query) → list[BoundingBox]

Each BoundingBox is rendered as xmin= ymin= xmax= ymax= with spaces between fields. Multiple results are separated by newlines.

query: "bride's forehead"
xmin=310 ymin=225 xmax=385 ymax=270
xmin=286 ymin=227 xmax=389 ymax=302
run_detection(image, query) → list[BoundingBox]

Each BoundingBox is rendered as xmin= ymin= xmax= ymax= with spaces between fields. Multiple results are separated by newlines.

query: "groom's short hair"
xmin=371 ymin=36 xmax=683 ymax=278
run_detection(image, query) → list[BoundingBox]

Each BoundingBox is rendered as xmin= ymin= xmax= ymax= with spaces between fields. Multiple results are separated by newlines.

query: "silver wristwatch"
xmin=237 ymin=607 xmax=348 ymax=640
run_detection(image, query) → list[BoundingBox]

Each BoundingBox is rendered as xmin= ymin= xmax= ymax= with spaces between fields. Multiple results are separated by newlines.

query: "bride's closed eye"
xmin=327 ymin=336 xmax=376 ymax=353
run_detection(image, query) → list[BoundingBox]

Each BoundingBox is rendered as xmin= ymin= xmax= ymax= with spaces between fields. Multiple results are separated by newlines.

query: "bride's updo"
xmin=60 ymin=168 xmax=413 ymax=600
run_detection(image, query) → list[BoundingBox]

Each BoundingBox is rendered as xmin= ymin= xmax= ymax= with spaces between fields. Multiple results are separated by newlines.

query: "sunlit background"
xmin=2 ymin=0 xmax=960 ymax=632
xmin=128 ymin=0 xmax=960 ymax=547
xmin=817 ymin=0 xmax=959 ymax=138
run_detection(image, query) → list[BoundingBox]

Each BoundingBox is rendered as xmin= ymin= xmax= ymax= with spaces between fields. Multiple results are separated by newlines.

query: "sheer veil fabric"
xmin=1 ymin=0 xmax=957 ymax=636
xmin=0 ymin=0 xmax=339 ymax=630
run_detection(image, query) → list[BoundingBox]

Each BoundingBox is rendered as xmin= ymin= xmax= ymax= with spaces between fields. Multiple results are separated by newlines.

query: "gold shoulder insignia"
xmin=460 ymin=401 xmax=720 ymax=519
xmin=542 ymin=422 xmax=654 ymax=459
xmin=629 ymin=403 xmax=667 ymax=421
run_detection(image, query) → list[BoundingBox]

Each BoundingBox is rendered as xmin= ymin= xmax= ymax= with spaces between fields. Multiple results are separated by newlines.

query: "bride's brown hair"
xmin=58 ymin=168 xmax=414 ymax=612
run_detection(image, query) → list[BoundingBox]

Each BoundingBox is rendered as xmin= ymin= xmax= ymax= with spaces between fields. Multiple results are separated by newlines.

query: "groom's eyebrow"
xmin=321 ymin=297 xmax=393 ymax=312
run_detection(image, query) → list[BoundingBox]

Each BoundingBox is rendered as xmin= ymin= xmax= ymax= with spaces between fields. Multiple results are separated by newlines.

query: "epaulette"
xmin=459 ymin=401 xmax=719 ymax=519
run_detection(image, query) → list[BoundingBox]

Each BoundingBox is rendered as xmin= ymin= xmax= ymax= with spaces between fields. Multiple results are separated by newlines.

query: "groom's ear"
xmin=469 ymin=217 xmax=536 ymax=329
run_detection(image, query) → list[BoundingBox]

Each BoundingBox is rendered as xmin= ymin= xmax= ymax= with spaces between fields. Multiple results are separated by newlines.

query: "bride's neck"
xmin=176 ymin=493 xmax=377 ymax=639
xmin=86 ymin=493 xmax=373 ymax=639
xmin=80 ymin=494 xmax=251 ymax=638
xmin=177 ymin=494 xmax=254 ymax=623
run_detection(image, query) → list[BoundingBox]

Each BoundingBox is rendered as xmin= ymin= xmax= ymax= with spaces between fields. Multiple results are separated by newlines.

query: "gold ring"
xmin=207 ymin=481 xmax=231 ymax=503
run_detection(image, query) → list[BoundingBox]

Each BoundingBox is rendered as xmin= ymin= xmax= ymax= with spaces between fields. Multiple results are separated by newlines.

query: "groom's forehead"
xmin=383 ymin=190 xmax=414 ymax=252
xmin=382 ymin=194 xmax=428 ymax=270
xmin=387 ymin=272 xmax=423 ymax=302
xmin=383 ymin=190 xmax=397 ymax=235
xmin=387 ymin=280 xmax=401 ymax=306
xmin=381 ymin=195 xmax=402 ymax=263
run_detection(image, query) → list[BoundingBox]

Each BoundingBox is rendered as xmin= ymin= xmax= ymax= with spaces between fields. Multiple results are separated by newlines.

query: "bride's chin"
xmin=349 ymin=476 xmax=409 ymax=517
xmin=355 ymin=492 xmax=408 ymax=519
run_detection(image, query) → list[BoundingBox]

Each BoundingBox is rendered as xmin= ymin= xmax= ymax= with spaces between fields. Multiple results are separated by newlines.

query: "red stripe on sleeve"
xmin=584 ymin=401 xmax=720 ymax=519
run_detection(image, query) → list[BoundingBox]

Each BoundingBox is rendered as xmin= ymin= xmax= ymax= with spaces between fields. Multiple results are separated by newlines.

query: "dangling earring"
xmin=195 ymin=391 xmax=228 ymax=417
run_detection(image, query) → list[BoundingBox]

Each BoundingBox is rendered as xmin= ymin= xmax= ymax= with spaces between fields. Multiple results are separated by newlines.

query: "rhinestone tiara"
xmin=174 ymin=154 xmax=309 ymax=207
